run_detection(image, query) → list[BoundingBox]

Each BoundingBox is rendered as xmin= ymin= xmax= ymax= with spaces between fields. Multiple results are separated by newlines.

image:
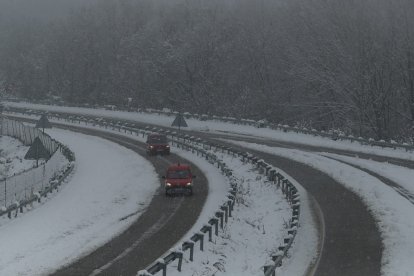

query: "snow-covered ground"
xmin=50 ymin=119 xmax=308 ymax=276
xmin=7 ymin=103 xmax=414 ymax=275
xmin=0 ymin=135 xmax=36 ymax=178
xmin=0 ymin=129 xmax=159 ymax=275
xmin=0 ymin=115 xmax=315 ymax=276
xmin=228 ymin=140 xmax=414 ymax=276
xmin=6 ymin=102 xmax=414 ymax=161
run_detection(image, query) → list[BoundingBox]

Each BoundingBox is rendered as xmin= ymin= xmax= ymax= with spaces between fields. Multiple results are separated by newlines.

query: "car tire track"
xmin=40 ymin=125 xmax=210 ymax=276
xmin=323 ymin=155 xmax=414 ymax=205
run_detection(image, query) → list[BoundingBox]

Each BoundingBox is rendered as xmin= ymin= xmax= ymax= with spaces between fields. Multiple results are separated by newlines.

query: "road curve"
xmin=11 ymin=113 xmax=404 ymax=275
xmin=207 ymin=132 xmax=414 ymax=169
xmin=220 ymin=143 xmax=382 ymax=276
xmin=10 ymin=120 xmax=209 ymax=276
xmin=326 ymin=156 xmax=414 ymax=205
xmin=59 ymin=121 xmax=384 ymax=275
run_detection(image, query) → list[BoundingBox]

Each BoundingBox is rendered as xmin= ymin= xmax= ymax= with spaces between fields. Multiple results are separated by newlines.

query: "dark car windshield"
xmin=147 ymin=135 xmax=168 ymax=144
xmin=167 ymin=170 xmax=190 ymax=179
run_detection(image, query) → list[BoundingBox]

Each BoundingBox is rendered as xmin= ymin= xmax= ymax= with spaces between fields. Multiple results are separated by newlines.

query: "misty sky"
xmin=0 ymin=0 xmax=93 ymax=20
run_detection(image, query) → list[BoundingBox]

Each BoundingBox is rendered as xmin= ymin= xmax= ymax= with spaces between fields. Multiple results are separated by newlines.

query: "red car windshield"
xmin=148 ymin=135 xmax=168 ymax=144
xmin=167 ymin=170 xmax=190 ymax=179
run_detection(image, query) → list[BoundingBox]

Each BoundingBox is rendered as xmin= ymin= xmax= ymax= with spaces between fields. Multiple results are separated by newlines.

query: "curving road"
xmin=222 ymin=145 xmax=382 ymax=276
xmin=12 ymin=112 xmax=414 ymax=275
xmin=58 ymin=119 xmax=383 ymax=275
xmin=8 ymin=118 xmax=209 ymax=276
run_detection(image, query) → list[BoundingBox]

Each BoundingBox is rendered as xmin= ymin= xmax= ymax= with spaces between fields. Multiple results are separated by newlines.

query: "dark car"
xmin=146 ymin=133 xmax=170 ymax=155
xmin=163 ymin=163 xmax=195 ymax=196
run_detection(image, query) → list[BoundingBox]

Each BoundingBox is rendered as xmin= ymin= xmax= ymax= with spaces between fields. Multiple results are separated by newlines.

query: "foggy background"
xmin=0 ymin=0 xmax=92 ymax=20
xmin=1 ymin=0 xmax=414 ymax=141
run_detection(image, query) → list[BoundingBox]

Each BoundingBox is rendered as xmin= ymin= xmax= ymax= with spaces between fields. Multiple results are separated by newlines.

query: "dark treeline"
xmin=1 ymin=0 xmax=414 ymax=140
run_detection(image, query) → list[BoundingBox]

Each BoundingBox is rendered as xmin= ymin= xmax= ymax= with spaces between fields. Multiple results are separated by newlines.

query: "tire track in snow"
xmin=38 ymin=124 xmax=210 ymax=276
xmin=323 ymin=155 xmax=414 ymax=205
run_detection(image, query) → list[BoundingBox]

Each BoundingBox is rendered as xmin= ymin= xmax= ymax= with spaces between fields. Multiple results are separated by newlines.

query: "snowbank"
xmin=229 ymin=140 xmax=414 ymax=276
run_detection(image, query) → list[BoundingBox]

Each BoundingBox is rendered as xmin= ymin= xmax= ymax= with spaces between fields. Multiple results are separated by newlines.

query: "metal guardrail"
xmin=5 ymin=104 xmax=414 ymax=152
xmin=8 ymin=108 xmax=300 ymax=276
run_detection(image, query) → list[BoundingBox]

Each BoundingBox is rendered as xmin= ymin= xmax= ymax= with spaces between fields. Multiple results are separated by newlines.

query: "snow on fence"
xmin=6 ymin=110 xmax=299 ymax=276
xmin=0 ymin=117 xmax=58 ymax=153
xmin=0 ymin=117 xmax=75 ymax=217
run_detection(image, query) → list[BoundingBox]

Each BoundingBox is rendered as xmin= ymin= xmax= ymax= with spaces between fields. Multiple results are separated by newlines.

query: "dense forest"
xmin=1 ymin=0 xmax=414 ymax=140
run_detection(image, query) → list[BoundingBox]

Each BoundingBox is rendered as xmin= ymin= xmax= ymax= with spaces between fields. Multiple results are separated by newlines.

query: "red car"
xmin=163 ymin=163 xmax=195 ymax=196
xmin=146 ymin=133 xmax=170 ymax=155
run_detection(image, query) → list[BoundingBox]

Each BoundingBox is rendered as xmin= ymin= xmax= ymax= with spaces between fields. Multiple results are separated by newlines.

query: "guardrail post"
xmin=288 ymin=226 xmax=297 ymax=235
xmin=286 ymin=183 xmax=292 ymax=201
xmin=265 ymin=166 xmax=271 ymax=176
xmin=277 ymin=173 xmax=283 ymax=187
xmin=216 ymin=211 xmax=224 ymax=229
xmin=281 ymin=179 xmax=287 ymax=194
xmin=202 ymin=224 xmax=213 ymax=242
xmin=174 ymin=251 xmax=183 ymax=272
xmin=268 ymin=169 xmax=275 ymax=181
xmin=157 ymin=259 xmax=166 ymax=276
xmin=293 ymin=205 xmax=300 ymax=217
xmin=290 ymin=217 xmax=298 ymax=228
xmin=220 ymin=205 xmax=228 ymax=223
xmin=182 ymin=241 xmax=195 ymax=261
xmin=194 ymin=233 xmax=204 ymax=251
xmin=292 ymin=194 xmax=300 ymax=205
xmin=284 ymin=235 xmax=293 ymax=245
xmin=227 ymin=200 xmax=233 ymax=217
xmin=263 ymin=260 xmax=276 ymax=276
xmin=209 ymin=218 xmax=219 ymax=236
xmin=229 ymin=187 xmax=237 ymax=196
xmin=290 ymin=186 xmax=297 ymax=201
xmin=285 ymin=182 xmax=290 ymax=199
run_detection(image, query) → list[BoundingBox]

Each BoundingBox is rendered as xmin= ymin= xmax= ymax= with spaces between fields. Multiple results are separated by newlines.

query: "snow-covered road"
xmin=1 ymin=118 xmax=315 ymax=276
xmin=0 ymin=129 xmax=159 ymax=276
xmin=6 ymin=104 xmax=414 ymax=275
